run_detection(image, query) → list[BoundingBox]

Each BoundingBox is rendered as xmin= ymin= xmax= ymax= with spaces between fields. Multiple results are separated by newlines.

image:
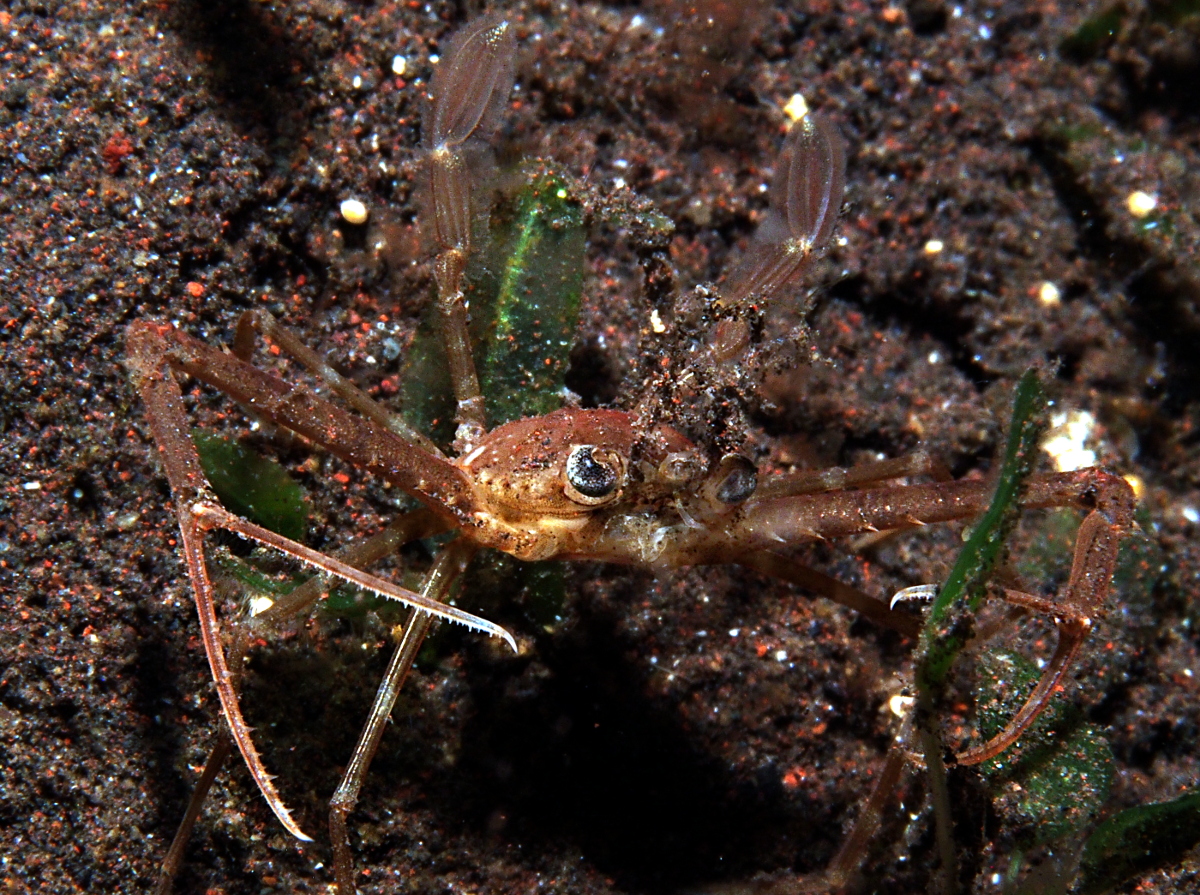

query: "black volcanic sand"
xmin=1 ymin=1 xmax=1198 ymax=893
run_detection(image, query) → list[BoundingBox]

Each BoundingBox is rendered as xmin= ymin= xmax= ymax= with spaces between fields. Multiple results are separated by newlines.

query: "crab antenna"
xmin=423 ymin=15 xmax=518 ymax=448
xmin=426 ymin=16 xmax=516 ymax=154
xmin=424 ymin=15 xmax=516 ymax=259
xmin=723 ymin=113 xmax=847 ymax=307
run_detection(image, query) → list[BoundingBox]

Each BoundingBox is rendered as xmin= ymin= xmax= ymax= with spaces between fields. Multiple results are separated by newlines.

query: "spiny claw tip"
xmin=278 ymin=810 xmax=313 ymax=842
xmin=499 ymin=628 xmax=518 ymax=653
xmin=891 ymin=583 xmax=938 ymax=609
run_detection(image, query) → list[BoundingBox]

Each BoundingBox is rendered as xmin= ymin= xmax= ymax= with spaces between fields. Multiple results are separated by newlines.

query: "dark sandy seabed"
xmin=2 ymin=0 xmax=1199 ymax=893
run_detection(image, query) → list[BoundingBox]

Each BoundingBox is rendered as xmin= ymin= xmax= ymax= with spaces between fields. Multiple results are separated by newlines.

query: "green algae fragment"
xmin=211 ymin=552 xmax=304 ymax=597
xmin=916 ymin=369 xmax=1047 ymax=692
xmin=1076 ymin=789 xmax=1200 ymax=894
xmin=1060 ymin=4 xmax=1126 ymax=59
xmin=977 ymin=650 xmax=1114 ymax=848
xmin=398 ymin=300 xmax=455 ymax=445
xmin=478 ymin=171 xmax=585 ymax=425
xmin=1014 ymin=505 xmax=1079 ymax=590
xmin=192 ymin=429 xmax=309 ymax=542
xmin=465 ymin=171 xmax=583 ymax=625
xmin=320 ymin=584 xmax=385 ymax=618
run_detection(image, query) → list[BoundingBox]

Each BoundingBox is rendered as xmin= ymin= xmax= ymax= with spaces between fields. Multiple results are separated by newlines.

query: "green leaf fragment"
xmin=1077 ymin=790 xmax=1200 ymax=895
xmin=480 ymin=171 xmax=585 ymax=425
xmin=1060 ymin=4 xmax=1126 ymax=58
xmin=398 ymin=303 xmax=455 ymax=445
xmin=976 ymin=650 xmax=1114 ymax=848
xmin=320 ymin=584 xmax=387 ymax=618
xmin=211 ymin=552 xmax=303 ymax=597
xmin=917 ymin=369 xmax=1048 ymax=691
xmin=468 ymin=550 xmax=567 ymax=630
xmin=192 ymin=428 xmax=310 ymax=542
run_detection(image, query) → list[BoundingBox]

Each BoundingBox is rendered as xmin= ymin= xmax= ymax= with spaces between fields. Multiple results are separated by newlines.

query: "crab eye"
xmin=564 ymin=445 xmax=624 ymax=506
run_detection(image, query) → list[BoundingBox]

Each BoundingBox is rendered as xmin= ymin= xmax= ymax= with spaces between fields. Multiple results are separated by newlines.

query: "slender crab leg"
xmin=734 ymin=550 xmax=923 ymax=638
xmin=235 ymin=308 xmax=444 ymax=456
xmin=192 ymin=502 xmax=510 ymax=643
xmin=755 ymin=450 xmax=951 ymax=500
xmin=953 ymin=498 xmax=1129 ymax=765
xmin=329 ymin=538 xmax=479 ymax=893
xmin=321 ymin=28 xmax=523 ymax=886
xmin=728 ymin=453 xmax=954 ymax=637
xmin=125 ymin=322 xmax=515 ymax=842
xmin=722 ymin=112 xmax=847 ymax=309
xmin=250 ymin=508 xmax=450 ymax=632
xmin=153 ymin=728 xmax=233 ymax=895
xmin=153 ymin=509 xmax=450 ymax=895
xmin=680 ymin=111 xmax=848 ymax=384
xmin=730 ymin=466 xmax=1134 ymax=766
xmin=127 ymin=345 xmax=307 ymax=842
xmin=736 ymin=467 xmax=1131 ymax=547
xmin=127 ymin=321 xmax=478 ymax=519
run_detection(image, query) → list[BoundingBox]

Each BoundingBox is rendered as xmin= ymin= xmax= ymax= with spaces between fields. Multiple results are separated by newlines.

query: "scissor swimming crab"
xmin=127 ymin=13 xmax=1135 ymax=894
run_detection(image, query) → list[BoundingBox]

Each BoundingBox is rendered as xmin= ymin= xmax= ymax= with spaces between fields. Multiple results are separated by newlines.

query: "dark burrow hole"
xmin=566 ymin=341 xmax=622 ymax=408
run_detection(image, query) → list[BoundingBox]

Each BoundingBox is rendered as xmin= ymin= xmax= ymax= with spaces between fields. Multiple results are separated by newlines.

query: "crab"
xmin=126 ymin=13 xmax=1135 ymax=895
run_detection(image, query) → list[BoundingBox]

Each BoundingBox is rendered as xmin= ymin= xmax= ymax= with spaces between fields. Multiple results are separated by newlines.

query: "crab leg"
xmin=754 ymin=450 xmax=951 ymax=500
xmin=736 ymin=468 xmax=1131 ymax=547
xmin=248 ymin=507 xmax=449 ymax=631
xmin=953 ymin=498 xmax=1129 ymax=765
xmin=235 ymin=308 xmax=444 ymax=456
xmin=153 ymin=728 xmax=233 ymax=895
xmin=820 ymin=740 xmax=913 ymax=893
xmin=189 ymin=502 xmax=510 ymax=643
xmin=721 ymin=451 xmax=956 ymax=639
xmin=329 ymin=538 xmax=478 ymax=893
xmin=127 ymin=346 xmax=310 ymax=841
xmin=735 ymin=467 xmax=1134 ymax=766
xmin=721 ymin=112 xmax=847 ymax=309
xmin=126 ymin=321 xmax=515 ymax=842
xmin=127 ymin=321 xmax=478 ymax=520
xmin=734 ymin=550 xmax=922 ymax=638
xmin=153 ymin=509 xmax=448 ymax=895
